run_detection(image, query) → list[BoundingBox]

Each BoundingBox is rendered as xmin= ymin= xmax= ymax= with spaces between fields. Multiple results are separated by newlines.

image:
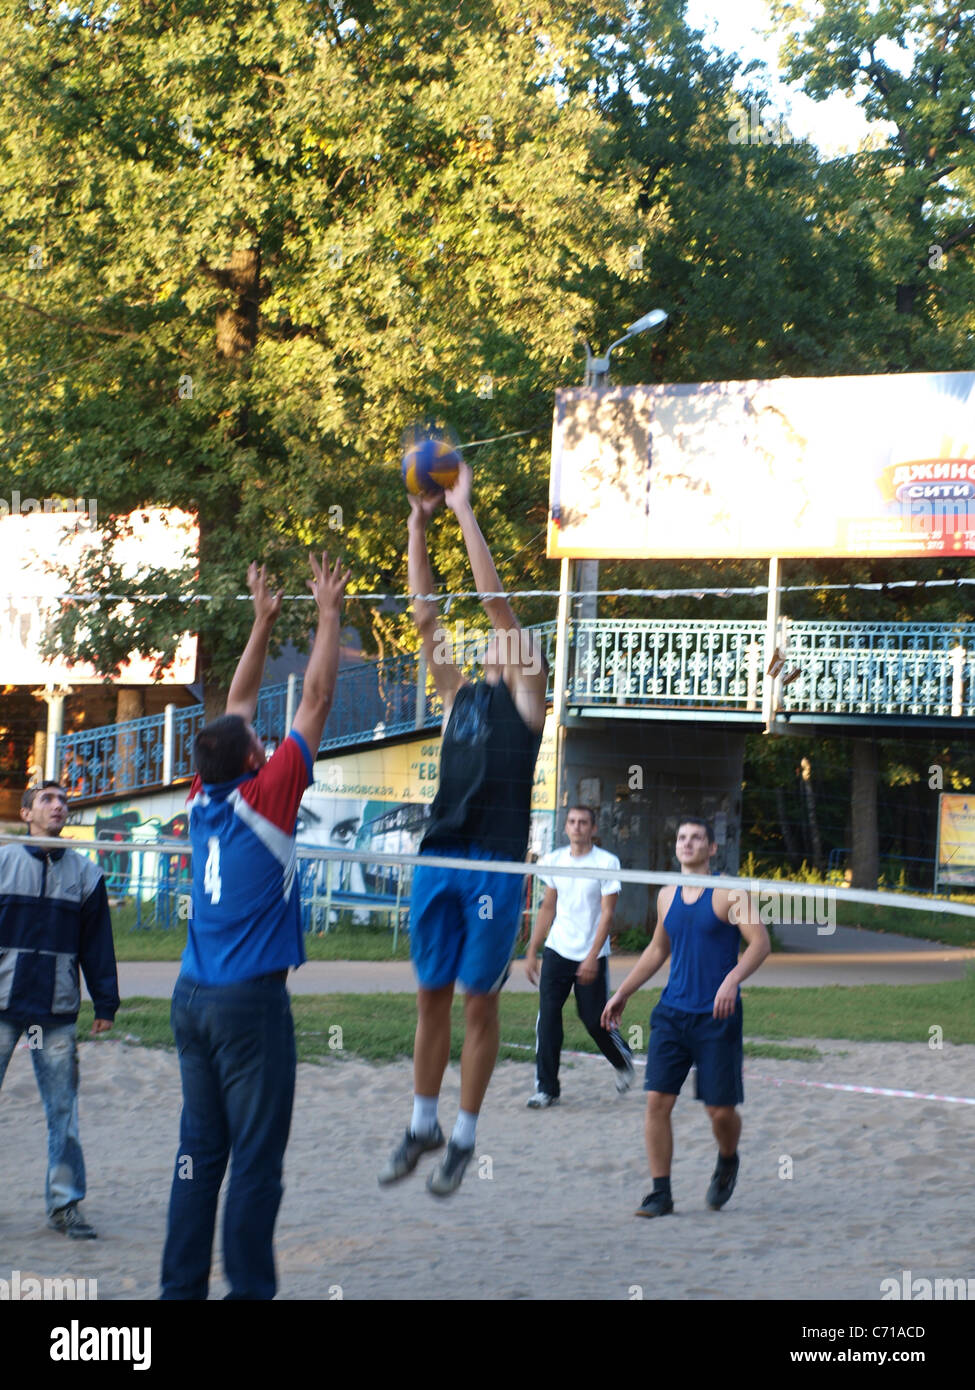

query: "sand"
xmin=2 ymin=1031 xmax=974 ymax=1301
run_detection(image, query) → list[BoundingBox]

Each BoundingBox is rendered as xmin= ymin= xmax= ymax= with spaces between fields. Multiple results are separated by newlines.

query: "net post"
xmin=762 ymin=556 xmax=781 ymax=732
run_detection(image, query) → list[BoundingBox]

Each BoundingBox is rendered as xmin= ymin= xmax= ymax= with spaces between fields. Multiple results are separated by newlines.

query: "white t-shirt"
xmin=539 ymin=845 xmax=622 ymax=961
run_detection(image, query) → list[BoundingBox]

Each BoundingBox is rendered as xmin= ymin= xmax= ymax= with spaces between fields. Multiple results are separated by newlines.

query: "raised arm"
xmin=408 ymin=491 xmax=465 ymax=714
xmin=290 ymin=552 xmax=351 ymax=757
xmin=443 ymin=461 xmax=547 ymax=723
xmin=225 ymin=563 xmax=283 ymax=720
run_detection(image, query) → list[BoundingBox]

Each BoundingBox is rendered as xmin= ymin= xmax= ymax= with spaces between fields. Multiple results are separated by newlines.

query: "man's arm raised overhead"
xmin=290 ymin=552 xmax=351 ymax=759
xmin=407 ymin=488 xmax=466 ymax=722
xmin=442 ymin=460 xmax=547 ymax=731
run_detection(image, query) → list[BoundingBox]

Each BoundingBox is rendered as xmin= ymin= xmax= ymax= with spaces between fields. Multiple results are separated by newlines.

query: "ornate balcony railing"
xmin=778 ymin=622 xmax=975 ymax=719
xmin=59 ymin=713 xmax=167 ymax=800
xmin=566 ymin=618 xmax=975 ymax=720
xmin=56 ymin=622 xmax=558 ymax=798
xmin=568 ymin=619 xmax=765 ymax=708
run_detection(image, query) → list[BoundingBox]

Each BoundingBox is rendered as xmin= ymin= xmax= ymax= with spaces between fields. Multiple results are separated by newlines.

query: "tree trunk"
xmin=799 ymin=756 xmax=825 ymax=871
xmin=850 ymin=738 xmax=879 ymax=890
xmin=115 ymin=687 xmax=146 ymax=791
xmin=775 ymin=785 xmax=802 ymax=866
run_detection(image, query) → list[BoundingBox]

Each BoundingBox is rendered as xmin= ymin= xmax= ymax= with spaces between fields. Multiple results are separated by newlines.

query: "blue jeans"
xmin=160 ymin=972 xmax=296 ymax=1301
xmin=0 ymin=1017 xmax=86 ymax=1215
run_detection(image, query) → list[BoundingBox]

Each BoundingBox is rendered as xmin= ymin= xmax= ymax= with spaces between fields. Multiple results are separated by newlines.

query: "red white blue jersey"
xmin=182 ymin=731 xmax=313 ymax=985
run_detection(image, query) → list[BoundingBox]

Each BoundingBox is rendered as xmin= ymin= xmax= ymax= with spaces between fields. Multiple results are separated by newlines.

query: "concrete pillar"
xmin=162 ymin=704 xmax=176 ymax=784
xmin=44 ymin=691 xmax=66 ymax=780
xmin=285 ymin=672 xmax=298 ymax=732
xmin=951 ymin=644 xmax=964 ymax=718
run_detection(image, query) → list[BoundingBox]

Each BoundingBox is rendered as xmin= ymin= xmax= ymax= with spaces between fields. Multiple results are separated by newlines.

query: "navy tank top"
xmin=660 ymin=887 xmax=741 ymax=1014
xmin=421 ymin=678 xmax=542 ymax=861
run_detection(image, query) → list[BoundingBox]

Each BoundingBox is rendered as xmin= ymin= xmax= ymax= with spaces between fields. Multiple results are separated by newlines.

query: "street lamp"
xmin=583 ymin=308 xmax=668 ymax=388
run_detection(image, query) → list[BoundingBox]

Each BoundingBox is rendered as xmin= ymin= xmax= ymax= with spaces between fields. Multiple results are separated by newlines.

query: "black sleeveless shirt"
xmin=421 ymin=678 xmax=542 ymax=860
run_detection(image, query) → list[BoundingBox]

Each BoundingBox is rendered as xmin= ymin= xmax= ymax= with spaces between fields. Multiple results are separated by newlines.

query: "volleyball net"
xmin=4 ymin=834 xmax=974 ymax=957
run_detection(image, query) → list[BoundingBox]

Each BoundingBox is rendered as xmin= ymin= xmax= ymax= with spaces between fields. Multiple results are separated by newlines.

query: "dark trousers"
xmin=535 ymin=947 xmax=631 ymax=1098
xmin=160 ymin=972 xmax=296 ymax=1301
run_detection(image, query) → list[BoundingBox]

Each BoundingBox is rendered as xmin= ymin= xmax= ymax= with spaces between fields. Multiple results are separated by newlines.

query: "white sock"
xmin=451 ymin=1109 xmax=477 ymax=1150
xmin=411 ymin=1094 xmax=439 ymax=1137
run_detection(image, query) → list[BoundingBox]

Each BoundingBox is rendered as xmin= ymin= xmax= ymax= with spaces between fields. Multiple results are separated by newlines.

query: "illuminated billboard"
xmin=0 ymin=507 xmax=198 ymax=684
xmin=547 ymin=371 xmax=975 ymax=559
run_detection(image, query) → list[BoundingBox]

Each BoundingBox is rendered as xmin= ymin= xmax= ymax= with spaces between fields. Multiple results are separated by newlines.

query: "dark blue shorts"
xmin=644 ymin=1000 xmax=744 ymax=1106
xmin=409 ymin=843 xmax=526 ymax=994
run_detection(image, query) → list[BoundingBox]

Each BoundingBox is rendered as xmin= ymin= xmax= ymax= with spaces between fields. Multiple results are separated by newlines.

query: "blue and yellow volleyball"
xmin=402 ymin=435 xmax=463 ymax=496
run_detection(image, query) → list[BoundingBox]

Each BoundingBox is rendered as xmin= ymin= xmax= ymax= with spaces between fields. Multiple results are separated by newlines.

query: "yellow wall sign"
xmin=936 ymin=793 xmax=975 ymax=887
xmin=311 ymin=714 xmax=558 ymax=811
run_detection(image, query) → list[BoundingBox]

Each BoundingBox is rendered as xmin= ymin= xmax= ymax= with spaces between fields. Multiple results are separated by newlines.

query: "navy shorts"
xmin=409 ymin=843 xmax=525 ymax=994
xmin=644 ymin=1000 xmax=744 ymax=1106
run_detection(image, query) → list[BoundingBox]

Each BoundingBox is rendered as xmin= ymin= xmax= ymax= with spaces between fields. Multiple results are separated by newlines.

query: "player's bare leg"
xmin=645 ymin=1090 xmax=677 ymax=1174
xmin=378 ymin=983 xmax=453 ymax=1186
xmin=705 ymin=1104 xmax=741 ymax=1210
xmin=459 ymin=991 xmax=500 ymax=1115
xmin=636 ymin=1090 xmax=677 ymax=1218
xmin=414 ymin=983 xmax=454 ymax=1097
xmin=424 ymin=990 xmax=499 ymax=1198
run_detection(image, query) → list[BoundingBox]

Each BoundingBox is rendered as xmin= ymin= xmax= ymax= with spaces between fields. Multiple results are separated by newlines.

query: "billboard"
xmin=0 ymin=508 xmax=197 ymax=684
xmin=935 ymin=793 xmax=975 ymax=889
xmin=548 ymin=370 xmax=975 ymax=559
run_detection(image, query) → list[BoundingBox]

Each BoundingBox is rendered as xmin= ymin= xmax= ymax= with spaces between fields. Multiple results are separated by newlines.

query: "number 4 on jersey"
xmin=204 ymin=836 xmax=222 ymax=903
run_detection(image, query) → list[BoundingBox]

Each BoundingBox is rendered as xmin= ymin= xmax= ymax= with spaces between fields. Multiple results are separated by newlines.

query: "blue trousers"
xmin=0 ymin=1017 xmax=86 ymax=1215
xmin=160 ymin=972 xmax=296 ymax=1301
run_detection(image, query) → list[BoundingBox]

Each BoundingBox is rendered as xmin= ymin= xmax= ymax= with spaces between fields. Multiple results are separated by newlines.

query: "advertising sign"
xmin=548 ymin=371 xmax=975 ymax=560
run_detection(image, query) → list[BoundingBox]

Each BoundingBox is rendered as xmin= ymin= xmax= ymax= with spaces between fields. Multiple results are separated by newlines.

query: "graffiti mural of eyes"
xmin=330 ymin=818 xmax=360 ymax=848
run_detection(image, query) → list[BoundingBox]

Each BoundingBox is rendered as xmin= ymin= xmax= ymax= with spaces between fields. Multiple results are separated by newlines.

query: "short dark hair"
xmin=567 ymin=804 xmax=596 ymax=826
xmin=677 ymin=816 xmax=715 ymax=845
xmin=22 ymin=780 xmax=65 ymax=812
xmin=193 ymin=715 xmax=253 ymax=784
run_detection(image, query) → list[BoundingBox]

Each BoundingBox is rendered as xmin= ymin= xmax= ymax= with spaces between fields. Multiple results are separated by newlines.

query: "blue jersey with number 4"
xmin=182 ymin=731 xmax=313 ymax=985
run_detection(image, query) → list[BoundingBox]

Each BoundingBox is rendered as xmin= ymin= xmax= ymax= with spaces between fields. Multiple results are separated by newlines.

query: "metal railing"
xmin=55 ymin=622 xmax=558 ymax=798
xmin=568 ymin=619 xmax=764 ymax=709
xmin=566 ymin=618 xmax=975 ymax=720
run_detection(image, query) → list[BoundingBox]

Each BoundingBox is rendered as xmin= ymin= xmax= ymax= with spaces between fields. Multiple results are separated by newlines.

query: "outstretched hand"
xmin=247 ymin=562 xmax=283 ymax=626
xmin=443 ymin=458 xmax=473 ymax=514
xmin=407 ymin=489 xmax=444 ymax=526
xmin=307 ymin=552 xmax=351 ymax=615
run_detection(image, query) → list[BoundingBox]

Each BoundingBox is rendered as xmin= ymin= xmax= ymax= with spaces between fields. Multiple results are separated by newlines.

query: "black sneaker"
xmin=426 ymin=1139 xmax=474 ymax=1197
xmin=634 ymin=1190 xmax=674 ymax=1219
xmin=48 ymin=1202 xmax=97 ymax=1240
xmin=706 ymin=1155 xmax=740 ymax=1210
xmin=378 ymin=1124 xmax=445 ymax=1185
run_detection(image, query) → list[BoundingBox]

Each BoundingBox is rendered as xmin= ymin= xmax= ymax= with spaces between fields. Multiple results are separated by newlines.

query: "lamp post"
xmin=575 ymin=310 xmax=668 ymax=619
xmin=551 ymin=307 xmax=669 ymax=824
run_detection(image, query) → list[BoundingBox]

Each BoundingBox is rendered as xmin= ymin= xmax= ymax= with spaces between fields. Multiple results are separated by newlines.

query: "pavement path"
xmin=109 ymin=923 xmax=975 ymax=1000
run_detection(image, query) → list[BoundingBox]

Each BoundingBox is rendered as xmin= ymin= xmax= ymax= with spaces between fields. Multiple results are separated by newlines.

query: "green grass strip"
xmin=77 ymin=972 xmax=975 ymax=1065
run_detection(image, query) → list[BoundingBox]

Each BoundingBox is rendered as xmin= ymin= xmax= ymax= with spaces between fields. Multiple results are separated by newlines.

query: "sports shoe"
xmin=426 ymin=1139 xmax=475 ymax=1197
xmin=48 ymin=1202 xmax=97 ymax=1240
xmin=634 ymin=1190 xmax=674 ymax=1219
xmin=706 ymin=1154 xmax=740 ymax=1210
xmin=614 ymin=1055 xmax=636 ymax=1094
xmin=526 ymin=1090 xmax=559 ymax=1109
xmin=378 ymin=1124 xmax=445 ymax=1185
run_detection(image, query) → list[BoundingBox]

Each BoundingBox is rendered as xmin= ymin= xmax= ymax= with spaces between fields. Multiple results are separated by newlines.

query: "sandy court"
xmin=1 ymin=1031 xmax=974 ymax=1301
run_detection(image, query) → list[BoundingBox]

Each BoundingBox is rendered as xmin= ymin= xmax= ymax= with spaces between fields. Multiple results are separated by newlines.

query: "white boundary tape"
xmin=501 ymin=1041 xmax=975 ymax=1107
